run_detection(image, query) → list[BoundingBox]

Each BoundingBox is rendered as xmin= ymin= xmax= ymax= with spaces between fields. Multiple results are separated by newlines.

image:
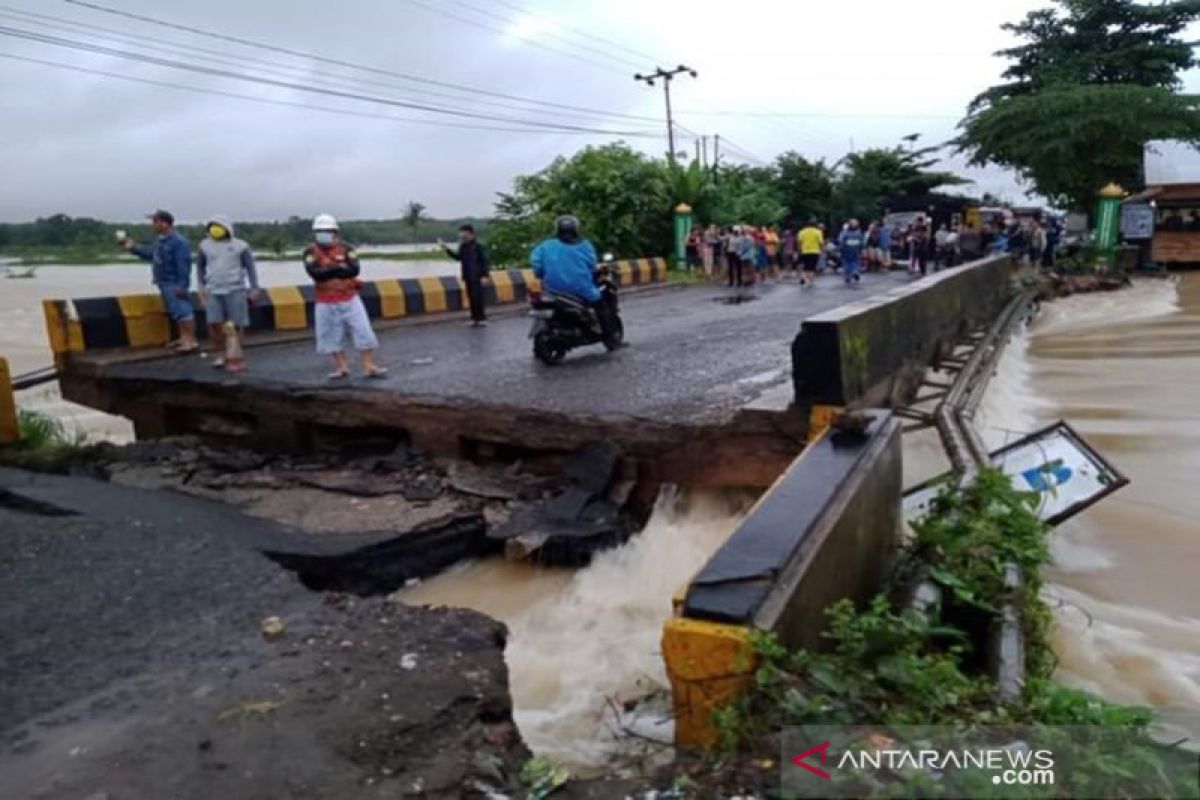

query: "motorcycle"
xmin=528 ymin=257 xmax=624 ymax=366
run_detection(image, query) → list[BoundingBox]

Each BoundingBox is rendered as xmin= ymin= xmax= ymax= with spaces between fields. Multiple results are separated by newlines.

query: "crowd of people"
xmin=683 ymin=212 xmax=1063 ymax=288
xmin=118 ymin=210 xmax=619 ymax=380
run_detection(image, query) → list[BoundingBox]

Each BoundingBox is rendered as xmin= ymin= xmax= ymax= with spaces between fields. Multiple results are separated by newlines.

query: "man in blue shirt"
xmin=122 ymin=209 xmax=198 ymax=352
xmin=531 ymin=215 xmax=617 ymax=342
xmin=837 ymin=218 xmax=866 ymax=286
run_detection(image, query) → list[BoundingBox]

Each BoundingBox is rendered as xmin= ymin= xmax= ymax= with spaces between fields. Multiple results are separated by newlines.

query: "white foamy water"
xmin=401 ymin=490 xmax=750 ymax=774
xmin=977 ymin=278 xmax=1200 ymax=720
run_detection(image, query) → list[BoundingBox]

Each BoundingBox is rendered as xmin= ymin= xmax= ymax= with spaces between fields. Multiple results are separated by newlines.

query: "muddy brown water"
xmin=987 ymin=278 xmax=1200 ymax=713
xmin=403 ymin=277 xmax=1200 ymax=773
xmin=5 ymin=266 xmax=1197 ymax=771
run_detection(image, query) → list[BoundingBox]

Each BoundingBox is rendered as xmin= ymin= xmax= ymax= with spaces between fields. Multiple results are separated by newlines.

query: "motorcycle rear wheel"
xmin=533 ymin=332 xmax=568 ymax=365
xmin=603 ymin=316 xmax=625 ymax=351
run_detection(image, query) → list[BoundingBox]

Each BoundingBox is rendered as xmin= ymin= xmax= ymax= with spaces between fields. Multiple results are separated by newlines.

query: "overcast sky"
xmin=3 ymin=0 xmax=1200 ymax=223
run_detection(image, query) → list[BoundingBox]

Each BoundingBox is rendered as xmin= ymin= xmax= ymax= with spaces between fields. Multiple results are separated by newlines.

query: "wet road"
xmin=106 ymin=274 xmax=912 ymax=424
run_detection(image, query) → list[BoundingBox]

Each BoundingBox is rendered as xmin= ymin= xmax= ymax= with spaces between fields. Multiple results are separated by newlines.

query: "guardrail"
xmin=662 ymin=412 xmax=902 ymax=747
xmin=42 ymin=257 xmax=669 ymax=357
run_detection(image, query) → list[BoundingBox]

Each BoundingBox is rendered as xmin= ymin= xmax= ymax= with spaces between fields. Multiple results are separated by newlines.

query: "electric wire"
xmin=0 ymin=5 xmax=658 ymax=125
xmin=0 ymin=50 xmax=642 ymax=135
xmin=0 ymin=24 xmax=661 ymax=136
xmin=61 ymin=0 xmax=660 ymax=122
xmin=450 ymin=0 xmax=645 ymax=71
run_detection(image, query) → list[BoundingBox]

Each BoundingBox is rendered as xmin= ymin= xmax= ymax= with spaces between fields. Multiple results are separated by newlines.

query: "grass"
xmin=0 ymin=409 xmax=93 ymax=471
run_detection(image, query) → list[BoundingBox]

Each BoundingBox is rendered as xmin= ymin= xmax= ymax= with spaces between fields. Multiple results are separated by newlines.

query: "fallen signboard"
xmin=904 ymin=420 xmax=1129 ymax=526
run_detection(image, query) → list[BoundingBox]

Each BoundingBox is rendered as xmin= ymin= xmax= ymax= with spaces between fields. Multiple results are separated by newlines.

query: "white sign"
xmin=904 ymin=422 xmax=1128 ymax=526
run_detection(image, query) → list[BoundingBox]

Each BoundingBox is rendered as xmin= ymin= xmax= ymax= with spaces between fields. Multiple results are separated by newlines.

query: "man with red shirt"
xmin=303 ymin=214 xmax=387 ymax=380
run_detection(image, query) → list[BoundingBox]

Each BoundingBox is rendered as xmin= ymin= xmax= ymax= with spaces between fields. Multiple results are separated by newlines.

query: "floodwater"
xmin=403 ymin=276 xmax=1200 ymax=773
xmin=1 ymin=260 xmax=457 ymax=441
xmin=977 ymin=278 xmax=1200 ymax=714
xmin=401 ymin=490 xmax=753 ymax=774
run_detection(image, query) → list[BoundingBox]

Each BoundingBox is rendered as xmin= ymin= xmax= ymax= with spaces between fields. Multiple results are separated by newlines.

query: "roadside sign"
xmin=1120 ymin=203 xmax=1155 ymax=240
xmin=904 ymin=421 xmax=1129 ymax=526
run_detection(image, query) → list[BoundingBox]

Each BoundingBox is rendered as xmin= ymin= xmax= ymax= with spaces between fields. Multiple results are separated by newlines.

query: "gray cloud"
xmin=2 ymin=0 xmax=1198 ymax=223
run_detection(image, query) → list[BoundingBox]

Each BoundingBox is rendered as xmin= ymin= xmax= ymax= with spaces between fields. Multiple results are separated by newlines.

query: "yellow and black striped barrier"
xmin=42 ymin=257 xmax=671 ymax=357
xmin=0 ymin=357 xmax=18 ymax=445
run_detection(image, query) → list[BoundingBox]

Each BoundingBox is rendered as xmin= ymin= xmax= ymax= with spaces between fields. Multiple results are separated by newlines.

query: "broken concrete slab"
xmin=264 ymin=512 xmax=496 ymax=595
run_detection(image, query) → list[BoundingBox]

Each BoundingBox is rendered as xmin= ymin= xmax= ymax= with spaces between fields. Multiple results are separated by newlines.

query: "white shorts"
xmin=315 ymin=296 xmax=378 ymax=354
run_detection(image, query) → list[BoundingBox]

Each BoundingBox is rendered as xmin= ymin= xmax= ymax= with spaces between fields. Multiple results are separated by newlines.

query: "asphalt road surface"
xmin=108 ymin=273 xmax=914 ymax=424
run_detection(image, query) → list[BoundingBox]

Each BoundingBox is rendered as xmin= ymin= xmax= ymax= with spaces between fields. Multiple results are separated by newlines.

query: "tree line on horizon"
xmin=0 ymin=212 xmax=491 ymax=256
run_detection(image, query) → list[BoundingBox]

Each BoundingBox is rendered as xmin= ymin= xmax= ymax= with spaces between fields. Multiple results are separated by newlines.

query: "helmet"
xmin=312 ymin=213 xmax=339 ymax=231
xmin=554 ymin=214 xmax=580 ymax=238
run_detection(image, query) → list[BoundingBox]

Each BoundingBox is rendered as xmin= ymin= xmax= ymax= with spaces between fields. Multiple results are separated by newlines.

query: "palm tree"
xmin=403 ymin=201 xmax=427 ymax=241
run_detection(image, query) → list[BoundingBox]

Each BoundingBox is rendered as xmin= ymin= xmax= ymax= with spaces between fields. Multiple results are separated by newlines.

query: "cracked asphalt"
xmin=106 ymin=273 xmax=914 ymax=423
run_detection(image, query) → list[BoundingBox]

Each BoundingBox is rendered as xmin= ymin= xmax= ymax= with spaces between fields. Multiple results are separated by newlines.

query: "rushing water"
xmin=6 ymin=263 xmax=1196 ymax=766
xmin=977 ymin=277 xmax=1200 ymax=714
xmin=1 ymin=260 xmax=457 ymax=441
xmin=401 ymin=490 xmax=753 ymax=774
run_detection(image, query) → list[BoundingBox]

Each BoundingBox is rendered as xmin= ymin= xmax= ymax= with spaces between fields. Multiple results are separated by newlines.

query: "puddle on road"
xmin=712 ymin=294 xmax=760 ymax=305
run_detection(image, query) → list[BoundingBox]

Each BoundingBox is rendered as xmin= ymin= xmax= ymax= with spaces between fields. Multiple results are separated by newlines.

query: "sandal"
xmin=175 ymin=344 xmax=200 ymax=355
xmin=364 ymin=367 xmax=389 ymax=379
xmin=327 ymin=370 xmax=350 ymax=380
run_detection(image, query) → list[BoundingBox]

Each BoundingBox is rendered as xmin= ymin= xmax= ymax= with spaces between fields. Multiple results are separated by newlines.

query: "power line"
xmin=717 ymin=135 xmax=768 ymax=166
xmin=403 ymin=0 xmax=630 ymax=76
xmin=482 ymin=0 xmax=667 ymax=65
xmin=0 ymin=50 xmax=635 ymax=135
xmin=676 ymin=108 xmax=959 ymax=121
xmin=0 ymin=24 xmax=659 ymax=136
xmin=0 ymin=5 xmax=657 ymax=127
xmin=61 ymin=0 xmax=658 ymax=122
xmin=450 ymin=0 xmax=645 ymax=71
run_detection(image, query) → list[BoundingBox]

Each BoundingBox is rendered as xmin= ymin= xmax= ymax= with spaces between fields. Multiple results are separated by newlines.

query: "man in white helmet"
xmin=303 ymin=214 xmax=387 ymax=380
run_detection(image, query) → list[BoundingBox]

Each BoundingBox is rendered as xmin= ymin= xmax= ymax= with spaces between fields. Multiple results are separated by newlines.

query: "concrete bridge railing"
xmin=663 ymin=255 xmax=1017 ymax=749
xmin=41 ymin=258 xmax=669 ymax=359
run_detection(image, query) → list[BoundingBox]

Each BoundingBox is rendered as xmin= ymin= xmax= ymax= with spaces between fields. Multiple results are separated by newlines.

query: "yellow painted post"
xmin=661 ymin=616 xmax=760 ymax=749
xmin=0 ymin=357 xmax=18 ymax=445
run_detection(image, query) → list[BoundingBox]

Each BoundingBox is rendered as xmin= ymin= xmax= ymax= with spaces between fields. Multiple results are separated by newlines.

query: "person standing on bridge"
xmin=121 ymin=209 xmax=198 ymax=353
xmin=440 ymin=223 xmax=491 ymax=327
xmin=196 ymin=214 xmax=261 ymax=372
xmin=797 ymin=218 xmax=824 ymax=287
xmin=837 ymin=218 xmax=866 ymax=286
xmin=304 ymin=214 xmax=387 ymax=380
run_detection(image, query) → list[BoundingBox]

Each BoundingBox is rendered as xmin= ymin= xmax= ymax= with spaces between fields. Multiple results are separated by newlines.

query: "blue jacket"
xmin=838 ymin=228 xmax=866 ymax=259
xmin=531 ymin=237 xmax=600 ymax=303
xmin=132 ymin=231 xmax=192 ymax=287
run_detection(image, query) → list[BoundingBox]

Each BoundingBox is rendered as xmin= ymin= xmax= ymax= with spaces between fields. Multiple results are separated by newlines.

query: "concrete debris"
xmin=400 ymin=653 xmax=418 ymax=670
xmin=264 ymin=512 xmax=496 ymax=596
xmin=260 ymin=616 xmax=285 ymax=641
xmin=446 ymin=462 xmax=523 ymax=501
xmin=503 ymin=533 xmax=549 ymax=561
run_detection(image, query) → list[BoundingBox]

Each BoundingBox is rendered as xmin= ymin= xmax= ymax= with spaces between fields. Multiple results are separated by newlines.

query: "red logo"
xmin=792 ymin=741 xmax=832 ymax=780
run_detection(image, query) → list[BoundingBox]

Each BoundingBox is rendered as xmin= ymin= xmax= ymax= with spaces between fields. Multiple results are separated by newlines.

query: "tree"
xmin=962 ymin=85 xmax=1200 ymax=210
xmin=403 ymin=201 xmax=427 ymax=240
xmin=773 ymin=151 xmax=835 ymax=224
xmin=487 ymin=143 xmax=673 ymax=266
xmin=972 ymin=0 xmax=1199 ymax=110
xmin=958 ymin=0 xmax=1200 ymax=210
xmin=832 ymin=145 xmax=970 ymax=222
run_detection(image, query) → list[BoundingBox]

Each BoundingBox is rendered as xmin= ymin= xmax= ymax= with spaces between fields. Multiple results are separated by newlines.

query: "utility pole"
xmin=712 ymin=134 xmax=721 ymax=175
xmin=634 ymin=64 xmax=698 ymax=165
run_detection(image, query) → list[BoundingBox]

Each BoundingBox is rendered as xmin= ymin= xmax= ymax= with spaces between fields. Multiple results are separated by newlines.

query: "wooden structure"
xmin=1128 ymin=182 xmax=1200 ymax=265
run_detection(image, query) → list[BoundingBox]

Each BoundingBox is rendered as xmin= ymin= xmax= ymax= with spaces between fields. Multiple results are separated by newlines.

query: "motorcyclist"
xmin=531 ymin=215 xmax=618 ymax=342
